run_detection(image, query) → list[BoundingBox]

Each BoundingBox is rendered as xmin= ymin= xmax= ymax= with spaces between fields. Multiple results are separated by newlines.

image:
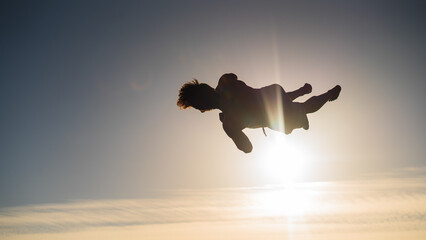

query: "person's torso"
xmin=217 ymin=79 xmax=267 ymax=128
xmin=216 ymin=78 xmax=309 ymax=132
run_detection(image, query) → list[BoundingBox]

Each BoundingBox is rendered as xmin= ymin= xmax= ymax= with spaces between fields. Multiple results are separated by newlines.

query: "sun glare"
xmin=253 ymin=187 xmax=315 ymax=217
xmin=259 ymin=134 xmax=309 ymax=186
xmin=252 ymin=134 xmax=318 ymax=219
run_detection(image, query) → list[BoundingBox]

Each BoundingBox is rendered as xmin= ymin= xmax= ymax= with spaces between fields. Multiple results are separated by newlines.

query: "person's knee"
xmin=271 ymin=84 xmax=285 ymax=92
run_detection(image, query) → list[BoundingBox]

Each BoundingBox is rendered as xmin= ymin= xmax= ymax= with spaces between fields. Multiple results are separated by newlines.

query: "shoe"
xmin=328 ymin=85 xmax=341 ymax=101
xmin=303 ymin=83 xmax=312 ymax=94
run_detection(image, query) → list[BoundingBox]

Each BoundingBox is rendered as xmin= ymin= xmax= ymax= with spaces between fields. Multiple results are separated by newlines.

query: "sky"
xmin=1 ymin=0 xmax=426 ymax=239
xmin=1 ymin=175 xmax=426 ymax=239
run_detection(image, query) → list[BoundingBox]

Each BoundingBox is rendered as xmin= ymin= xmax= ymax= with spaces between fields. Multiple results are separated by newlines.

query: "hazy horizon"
xmin=2 ymin=168 xmax=426 ymax=239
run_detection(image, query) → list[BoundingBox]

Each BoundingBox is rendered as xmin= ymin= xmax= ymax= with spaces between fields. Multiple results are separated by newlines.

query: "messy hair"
xmin=177 ymin=79 xmax=218 ymax=112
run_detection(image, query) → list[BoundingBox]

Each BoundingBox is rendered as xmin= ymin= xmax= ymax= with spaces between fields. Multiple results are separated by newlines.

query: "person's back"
xmin=216 ymin=74 xmax=266 ymax=129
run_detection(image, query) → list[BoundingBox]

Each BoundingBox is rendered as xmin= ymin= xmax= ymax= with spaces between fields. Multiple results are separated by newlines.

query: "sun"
xmin=253 ymin=134 xmax=315 ymax=217
xmin=259 ymin=134 xmax=310 ymax=186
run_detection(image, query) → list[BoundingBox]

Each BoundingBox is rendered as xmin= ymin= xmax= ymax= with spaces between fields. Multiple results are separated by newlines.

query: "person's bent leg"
xmin=287 ymin=83 xmax=312 ymax=101
xmin=303 ymin=85 xmax=341 ymax=114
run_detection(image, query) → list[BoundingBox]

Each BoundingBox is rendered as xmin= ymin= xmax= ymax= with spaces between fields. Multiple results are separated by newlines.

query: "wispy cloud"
xmin=1 ymin=176 xmax=426 ymax=238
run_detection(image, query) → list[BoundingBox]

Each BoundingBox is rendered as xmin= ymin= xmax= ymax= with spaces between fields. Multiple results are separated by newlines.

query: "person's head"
xmin=177 ymin=79 xmax=219 ymax=112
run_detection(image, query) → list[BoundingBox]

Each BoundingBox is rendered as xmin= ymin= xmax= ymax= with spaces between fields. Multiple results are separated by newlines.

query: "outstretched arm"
xmin=222 ymin=116 xmax=252 ymax=153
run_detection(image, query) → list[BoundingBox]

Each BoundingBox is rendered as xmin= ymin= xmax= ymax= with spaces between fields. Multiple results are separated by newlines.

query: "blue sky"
xmin=1 ymin=0 xmax=426 ymax=210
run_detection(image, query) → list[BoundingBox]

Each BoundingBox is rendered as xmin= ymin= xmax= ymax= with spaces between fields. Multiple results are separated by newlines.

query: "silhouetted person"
xmin=177 ymin=73 xmax=341 ymax=153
